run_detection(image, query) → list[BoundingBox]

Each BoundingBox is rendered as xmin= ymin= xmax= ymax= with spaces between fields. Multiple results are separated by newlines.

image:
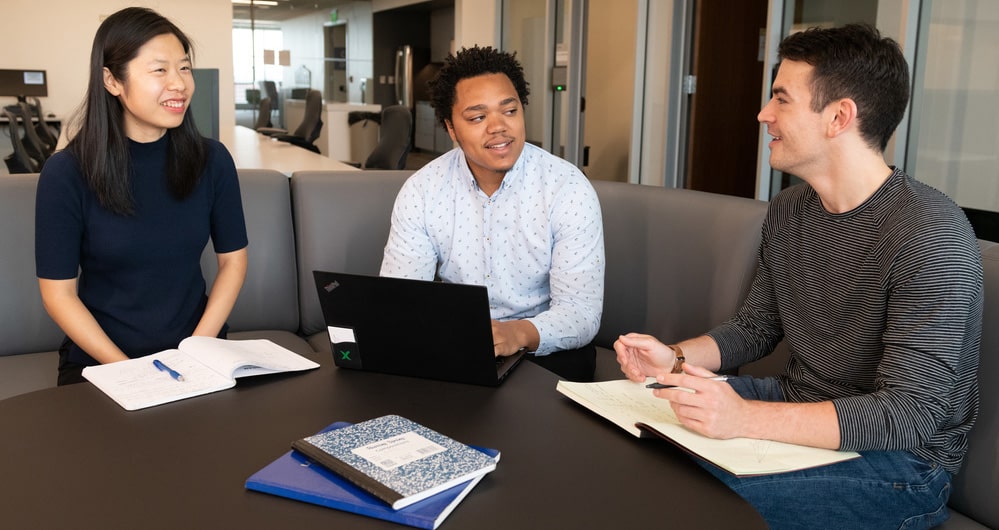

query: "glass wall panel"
xmin=908 ymin=1 xmax=999 ymax=217
xmin=232 ymin=22 xmax=284 ymax=128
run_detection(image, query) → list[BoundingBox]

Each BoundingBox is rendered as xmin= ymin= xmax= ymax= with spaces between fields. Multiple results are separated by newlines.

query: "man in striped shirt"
xmin=615 ymin=24 xmax=983 ymax=529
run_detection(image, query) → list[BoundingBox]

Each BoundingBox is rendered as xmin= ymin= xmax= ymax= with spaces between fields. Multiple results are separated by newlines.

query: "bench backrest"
xmin=202 ymin=169 xmax=300 ymax=333
xmin=590 ymin=181 xmax=767 ymax=349
xmin=0 ymin=174 xmax=64 ymax=357
xmin=948 ymin=240 xmax=999 ymax=528
xmin=291 ymin=170 xmax=412 ymax=338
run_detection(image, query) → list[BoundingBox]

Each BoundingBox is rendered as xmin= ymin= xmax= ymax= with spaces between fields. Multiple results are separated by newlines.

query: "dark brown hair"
xmin=779 ymin=24 xmax=910 ymax=152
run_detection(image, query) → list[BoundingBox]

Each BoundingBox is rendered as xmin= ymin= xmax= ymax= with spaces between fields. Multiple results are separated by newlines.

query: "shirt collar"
xmin=454 ymin=144 xmax=529 ymax=195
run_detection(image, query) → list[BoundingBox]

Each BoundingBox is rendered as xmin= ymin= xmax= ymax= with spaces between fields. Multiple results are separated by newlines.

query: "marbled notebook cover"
xmin=292 ymin=414 xmax=497 ymax=509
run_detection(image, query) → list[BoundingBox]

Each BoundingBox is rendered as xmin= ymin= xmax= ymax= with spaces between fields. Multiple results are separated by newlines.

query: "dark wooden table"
xmin=0 ymin=353 xmax=766 ymax=529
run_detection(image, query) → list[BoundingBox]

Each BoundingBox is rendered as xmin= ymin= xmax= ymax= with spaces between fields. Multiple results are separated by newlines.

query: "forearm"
xmin=193 ymin=248 xmax=247 ymax=337
xmin=615 ymin=333 xmax=722 ymax=381
xmin=660 ymin=365 xmax=842 ymax=448
xmin=740 ymin=399 xmax=841 ymax=449
xmin=673 ymin=335 xmax=724 ymax=372
xmin=38 ymin=279 xmax=128 ymax=364
xmin=675 ymin=334 xmax=839 ymax=448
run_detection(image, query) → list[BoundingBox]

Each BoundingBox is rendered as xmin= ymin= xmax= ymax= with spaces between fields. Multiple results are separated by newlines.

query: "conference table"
xmin=227 ymin=125 xmax=359 ymax=176
xmin=0 ymin=351 xmax=767 ymax=529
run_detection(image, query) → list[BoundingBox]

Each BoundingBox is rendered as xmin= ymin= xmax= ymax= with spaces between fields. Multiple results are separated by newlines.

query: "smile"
xmin=487 ymin=140 xmax=512 ymax=150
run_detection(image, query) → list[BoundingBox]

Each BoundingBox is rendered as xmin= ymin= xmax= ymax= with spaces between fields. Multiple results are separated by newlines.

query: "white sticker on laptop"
xmin=328 ymin=326 xmax=356 ymax=344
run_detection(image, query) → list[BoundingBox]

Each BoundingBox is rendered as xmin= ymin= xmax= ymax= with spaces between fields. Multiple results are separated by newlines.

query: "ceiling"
xmin=232 ymin=0 xmax=356 ymax=23
xmin=232 ymin=0 xmax=453 ymax=23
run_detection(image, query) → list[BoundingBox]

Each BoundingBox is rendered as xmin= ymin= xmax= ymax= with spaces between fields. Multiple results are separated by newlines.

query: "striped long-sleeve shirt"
xmin=708 ymin=168 xmax=983 ymax=475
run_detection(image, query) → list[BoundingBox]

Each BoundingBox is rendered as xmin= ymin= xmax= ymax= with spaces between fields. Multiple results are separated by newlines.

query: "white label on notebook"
xmin=328 ymin=326 xmax=356 ymax=344
xmin=352 ymin=431 xmax=446 ymax=471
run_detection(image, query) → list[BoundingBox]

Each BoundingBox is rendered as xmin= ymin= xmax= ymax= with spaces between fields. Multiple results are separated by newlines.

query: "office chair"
xmin=363 ymin=105 xmax=412 ymax=170
xmin=245 ymin=88 xmax=261 ymax=106
xmin=28 ymin=97 xmax=59 ymax=150
xmin=254 ymin=97 xmax=273 ymax=130
xmin=260 ymin=81 xmax=279 ymax=103
xmin=3 ymin=108 xmax=41 ymax=173
xmin=257 ymin=89 xmax=323 ymax=154
xmin=3 ymin=104 xmax=51 ymax=169
xmin=16 ymin=102 xmax=54 ymax=160
xmin=258 ymin=80 xmax=280 ymax=126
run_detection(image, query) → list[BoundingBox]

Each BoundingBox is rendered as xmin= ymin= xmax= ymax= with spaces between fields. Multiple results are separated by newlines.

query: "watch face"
xmin=671 ymin=345 xmax=685 ymax=373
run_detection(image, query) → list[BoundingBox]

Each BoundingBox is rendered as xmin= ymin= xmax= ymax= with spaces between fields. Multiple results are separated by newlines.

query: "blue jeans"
xmin=699 ymin=376 xmax=952 ymax=530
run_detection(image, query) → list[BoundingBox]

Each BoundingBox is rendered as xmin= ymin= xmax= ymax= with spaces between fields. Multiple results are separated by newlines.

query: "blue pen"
xmin=152 ymin=359 xmax=185 ymax=381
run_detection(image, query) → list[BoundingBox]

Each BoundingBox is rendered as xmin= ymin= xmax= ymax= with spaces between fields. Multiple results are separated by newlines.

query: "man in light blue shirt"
xmin=380 ymin=46 xmax=605 ymax=381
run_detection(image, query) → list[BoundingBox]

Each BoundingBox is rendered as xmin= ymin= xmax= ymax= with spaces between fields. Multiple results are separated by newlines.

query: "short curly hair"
xmin=428 ymin=45 xmax=530 ymax=129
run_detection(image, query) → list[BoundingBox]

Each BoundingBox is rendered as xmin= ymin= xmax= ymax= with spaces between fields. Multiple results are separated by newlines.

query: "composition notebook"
xmin=557 ymin=378 xmax=860 ymax=476
xmin=290 ymin=414 xmax=499 ymax=510
xmin=313 ymin=270 xmax=525 ymax=386
xmin=247 ymin=421 xmax=500 ymax=530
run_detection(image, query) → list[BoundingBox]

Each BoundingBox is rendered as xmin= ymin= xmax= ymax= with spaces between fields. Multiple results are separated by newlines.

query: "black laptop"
xmin=312 ymin=271 xmax=525 ymax=386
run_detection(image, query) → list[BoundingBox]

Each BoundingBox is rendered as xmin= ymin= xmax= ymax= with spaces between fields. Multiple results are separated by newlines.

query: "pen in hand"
xmin=646 ymin=375 xmax=729 ymax=389
xmin=153 ymin=359 xmax=185 ymax=382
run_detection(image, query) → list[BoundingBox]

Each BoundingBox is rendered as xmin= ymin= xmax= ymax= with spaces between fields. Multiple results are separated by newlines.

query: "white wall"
xmin=584 ymin=0 xmax=637 ymax=182
xmin=3 ymin=0 xmax=235 ymax=145
xmin=456 ymin=0 xmax=500 ymax=48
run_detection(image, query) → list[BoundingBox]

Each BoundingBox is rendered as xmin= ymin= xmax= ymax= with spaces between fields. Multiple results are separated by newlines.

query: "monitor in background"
xmin=0 ymin=69 xmax=47 ymax=102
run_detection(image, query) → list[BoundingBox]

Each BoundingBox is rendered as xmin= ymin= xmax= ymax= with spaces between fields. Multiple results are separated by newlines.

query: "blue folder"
xmin=245 ymin=422 xmax=500 ymax=530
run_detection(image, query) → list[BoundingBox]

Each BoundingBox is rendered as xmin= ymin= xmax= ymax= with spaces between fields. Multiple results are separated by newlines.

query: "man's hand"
xmin=613 ymin=333 xmax=676 ymax=382
xmin=652 ymin=364 xmax=751 ymax=440
xmin=492 ymin=319 xmax=540 ymax=356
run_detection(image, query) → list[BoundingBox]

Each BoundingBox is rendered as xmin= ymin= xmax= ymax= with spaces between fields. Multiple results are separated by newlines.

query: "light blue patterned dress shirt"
xmin=380 ymin=143 xmax=605 ymax=355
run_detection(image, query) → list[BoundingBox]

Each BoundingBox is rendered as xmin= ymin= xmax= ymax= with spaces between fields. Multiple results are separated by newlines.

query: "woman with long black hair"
xmin=35 ymin=7 xmax=248 ymax=385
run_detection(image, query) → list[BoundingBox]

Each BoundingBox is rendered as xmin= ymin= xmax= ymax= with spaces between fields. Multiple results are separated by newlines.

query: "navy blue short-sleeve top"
xmin=35 ymin=136 xmax=248 ymax=365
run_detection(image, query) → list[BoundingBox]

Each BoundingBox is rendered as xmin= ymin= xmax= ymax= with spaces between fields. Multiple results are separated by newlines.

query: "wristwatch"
xmin=669 ymin=344 xmax=685 ymax=374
